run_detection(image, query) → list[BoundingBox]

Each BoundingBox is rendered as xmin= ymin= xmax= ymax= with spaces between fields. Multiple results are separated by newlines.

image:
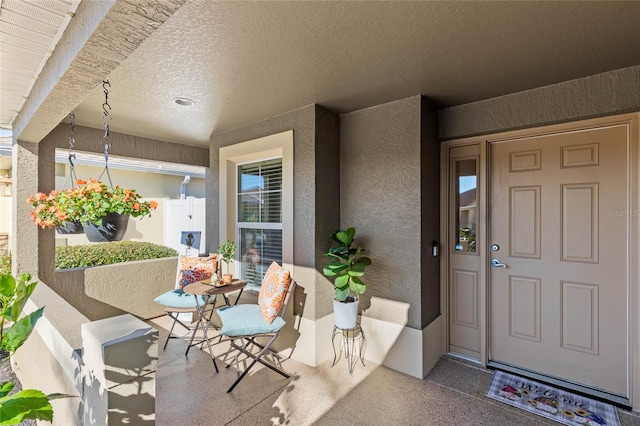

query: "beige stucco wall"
xmin=45 ymin=258 xmax=177 ymax=321
xmin=84 ymin=257 xmax=178 ymax=319
xmin=12 ymin=328 xmax=82 ymax=426
xmin=14 ymin=280 xmax=89 ymax=425
xmin=15 ymin=274 xmax=163 ymax=426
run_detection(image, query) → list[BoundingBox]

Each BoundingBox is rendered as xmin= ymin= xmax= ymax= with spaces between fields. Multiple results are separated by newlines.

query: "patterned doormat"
xmin=486 ymin=370 xmax=620 ymax=426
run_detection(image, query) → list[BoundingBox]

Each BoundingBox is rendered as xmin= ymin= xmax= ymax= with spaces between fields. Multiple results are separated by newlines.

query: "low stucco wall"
xmin=15 ymin=280 xmax=160 ymax=425
xmin=45 ymin=257 xmax=177 ymax=322
xmin=13 ymin=282 xmax=85 ymax=426
xmin=83 ymin=256 xmax=178 ymax=319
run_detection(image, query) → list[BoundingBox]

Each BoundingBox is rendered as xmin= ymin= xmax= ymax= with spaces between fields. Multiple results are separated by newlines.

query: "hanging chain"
xmin=99 ymin=80 xmax=114 ymax=187
xmin=64 ymin=112 xmax=78 ymax=188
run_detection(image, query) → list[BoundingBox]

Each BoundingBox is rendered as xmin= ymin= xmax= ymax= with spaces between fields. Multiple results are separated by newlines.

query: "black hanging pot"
xmin=84 ymin=213 xmax=129 ymax=242
xmin=55 ymin=221 xmax=84 ymax=235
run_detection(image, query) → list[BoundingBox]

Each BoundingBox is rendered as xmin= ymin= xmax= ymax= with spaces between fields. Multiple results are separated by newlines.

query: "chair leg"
xmin=227 ymin=357 xmax=259 ymax=393
xmin=163 ymin=314 xmax=178 ymax=350
xmin=185 ymin=303 xmax=218 ymax=355
xmin=194 ymin=309 xmax=219 ymax=373
xmin=226 ymin=334 xmax=289 ymax=393
xmin=163 ymin=312 xmax=192 ymax=350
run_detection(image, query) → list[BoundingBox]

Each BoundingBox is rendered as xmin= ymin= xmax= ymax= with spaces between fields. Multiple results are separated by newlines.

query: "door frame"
xmin=440 ymin=113 xmax=640 ymax=407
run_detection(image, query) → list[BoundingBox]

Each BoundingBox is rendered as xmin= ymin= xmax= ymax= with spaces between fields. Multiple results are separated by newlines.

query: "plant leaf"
xmin=1 ymin=308 xmax=44 ymax=353
xmin=47 ymin=393 xmax=75 ymax=400
xmin=347 ymin=262 xmax=366 ymax=277
xmin=350 ymin=276 xmax=366 ymax=295
xmin=334 ymin=274 xmax=349 ymax=290
xmin=355 ymin=257 xmax=372 ymax=266
xmin=323 ymin=262 xmax=348 ymax=277
xmin=7 ymin=278 xmax=37 ymax=322
xmin=0 ymin=383 xmax=14 ymax=399
xmin=0 ymin=389 xmax=52 ymax=424
xmin=0 ymin=276 xmax=15 ymax=298
xmin=335 ymin=287 xmax=349 ymax=302
xmin=335 ymin=228 xmax=355 ymax=246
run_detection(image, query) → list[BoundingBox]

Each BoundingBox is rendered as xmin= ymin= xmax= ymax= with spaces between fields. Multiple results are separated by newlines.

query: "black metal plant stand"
xmin=331 ymin=324 xmax=366 ymax=375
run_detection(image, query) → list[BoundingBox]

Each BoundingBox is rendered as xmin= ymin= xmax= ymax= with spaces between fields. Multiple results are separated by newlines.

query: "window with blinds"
xmin=237 ymin=158 xmax=283 ymax=291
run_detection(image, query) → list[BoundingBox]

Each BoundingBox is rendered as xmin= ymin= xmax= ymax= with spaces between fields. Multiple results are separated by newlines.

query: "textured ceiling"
xmin=7 ymin=1 xmax=640 ymax=148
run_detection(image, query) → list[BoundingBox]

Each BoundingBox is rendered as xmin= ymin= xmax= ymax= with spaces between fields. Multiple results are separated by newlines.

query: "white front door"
xmin=489 ymin=124 xmax=630 ymax=402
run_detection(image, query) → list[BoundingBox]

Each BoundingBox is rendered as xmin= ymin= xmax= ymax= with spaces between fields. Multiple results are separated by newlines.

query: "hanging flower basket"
xmin=84 ymin=213 xmax=129 ymax=242
xmin=55 ymin=221 xmax=84 ymax=235
xmin=27 ymin=179 xmax=157 ymax=240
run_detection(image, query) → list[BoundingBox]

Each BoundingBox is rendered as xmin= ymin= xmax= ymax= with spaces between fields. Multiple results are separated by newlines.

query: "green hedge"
xmin=56 ymin=241 xmax=178 ymax=269
xmin=0 ymin=253 xmax=10 ymax=275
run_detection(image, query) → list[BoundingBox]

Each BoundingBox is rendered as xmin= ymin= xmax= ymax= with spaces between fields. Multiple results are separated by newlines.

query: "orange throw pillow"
xmin=176 ymin=254 xmax=218 ymax=288
xmin=258 ymin=261 xmax=292 ymax=324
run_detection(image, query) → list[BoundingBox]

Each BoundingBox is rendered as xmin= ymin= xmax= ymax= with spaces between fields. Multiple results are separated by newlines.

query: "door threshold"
xmin=487 ymin=360 xmax=631 ymax=410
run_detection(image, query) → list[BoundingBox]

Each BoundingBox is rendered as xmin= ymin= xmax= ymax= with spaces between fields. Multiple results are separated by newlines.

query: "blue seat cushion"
xmin=218 ymin=304 xmax=286 ymax=337
xmin=154 ymin=288 xmax=205 ymax=309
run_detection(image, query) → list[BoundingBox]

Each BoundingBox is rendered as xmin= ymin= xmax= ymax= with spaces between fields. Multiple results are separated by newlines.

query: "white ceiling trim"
xmin=53 ymin=149 xmax=206 ymax=178
xmin=0 ymin=136 xmax=204 ymax=177
xmin=0 ymin=0 xmax=81 ymax=129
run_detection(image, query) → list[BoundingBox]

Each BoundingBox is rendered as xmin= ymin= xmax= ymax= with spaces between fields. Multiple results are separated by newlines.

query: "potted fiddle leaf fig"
xmin=218 ymin=241 xmax=236 ymax=284
xmin=323 ymin=227 xmax=372 ymax=329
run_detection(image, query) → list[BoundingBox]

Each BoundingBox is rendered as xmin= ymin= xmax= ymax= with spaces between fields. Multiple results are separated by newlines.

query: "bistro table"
xmin=183 ymin=279 xmax=247 ymax=372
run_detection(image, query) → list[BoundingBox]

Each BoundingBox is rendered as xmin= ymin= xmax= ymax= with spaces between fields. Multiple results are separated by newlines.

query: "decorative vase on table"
xmin=84 ymin=213 xmax=129 ymax=242
xmin=55 ymin=221 xmax=84 ymax=235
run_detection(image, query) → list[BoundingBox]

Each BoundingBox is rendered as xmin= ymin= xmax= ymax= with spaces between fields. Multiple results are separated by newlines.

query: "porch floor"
xmin=150 ymin=317 xmax=640 ymax=426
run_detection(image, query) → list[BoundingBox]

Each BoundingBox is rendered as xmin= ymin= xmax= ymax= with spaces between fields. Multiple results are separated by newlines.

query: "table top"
xmin=184 ymin=279 xmax=247 ymax=296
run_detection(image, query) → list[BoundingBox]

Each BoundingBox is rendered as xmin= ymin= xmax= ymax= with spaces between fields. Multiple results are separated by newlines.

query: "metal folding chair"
xmin=153 ymin=254 xmax=220 ymax=354
xmin=217 ymin=279 xmax=297 ymax=392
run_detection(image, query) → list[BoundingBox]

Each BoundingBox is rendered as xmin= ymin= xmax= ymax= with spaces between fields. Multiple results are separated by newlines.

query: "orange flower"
xmin=28 ymin=178 xmax=157 ymax=228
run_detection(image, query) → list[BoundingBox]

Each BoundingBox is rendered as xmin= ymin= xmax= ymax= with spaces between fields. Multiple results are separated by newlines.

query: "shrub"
xmin=0 ymin=254 xmax=10 ymax=276
xmin=55 ymin=241 xmax=178 ymax=269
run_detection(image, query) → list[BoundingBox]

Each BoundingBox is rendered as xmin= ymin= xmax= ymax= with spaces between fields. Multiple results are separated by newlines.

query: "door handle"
xmin=491 ymin=259 xmax=507 ymax=268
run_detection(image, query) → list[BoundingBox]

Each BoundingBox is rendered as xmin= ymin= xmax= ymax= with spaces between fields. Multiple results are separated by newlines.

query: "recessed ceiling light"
xmin=174 ymin=97 xmax=195 ymax=106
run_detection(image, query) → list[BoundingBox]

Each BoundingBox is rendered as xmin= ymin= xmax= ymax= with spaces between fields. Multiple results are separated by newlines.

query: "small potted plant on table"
xmin=323 ymin=227 xmax=372 ymax=329
xmin=218 ymin=240 xmax=237 ymax=284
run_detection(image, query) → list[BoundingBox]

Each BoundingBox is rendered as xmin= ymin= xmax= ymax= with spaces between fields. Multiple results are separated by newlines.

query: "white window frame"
xmin=219 ymin=130 xmax=294 ymax=280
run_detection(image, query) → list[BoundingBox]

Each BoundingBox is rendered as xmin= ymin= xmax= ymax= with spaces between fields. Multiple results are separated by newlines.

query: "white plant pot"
xmin=333 ymin=297 xmax=358 ymax=329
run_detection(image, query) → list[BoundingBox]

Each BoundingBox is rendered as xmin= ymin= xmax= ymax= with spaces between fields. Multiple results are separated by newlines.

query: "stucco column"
xmin=11 ymin=140 xmax=39 ymax=277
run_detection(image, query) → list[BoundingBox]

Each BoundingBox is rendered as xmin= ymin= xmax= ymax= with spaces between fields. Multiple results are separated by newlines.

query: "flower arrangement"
xmin=27 ymin=178 xmax=158 ymax=229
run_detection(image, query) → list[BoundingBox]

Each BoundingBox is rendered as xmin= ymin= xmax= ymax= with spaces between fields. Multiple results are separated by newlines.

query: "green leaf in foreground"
xmin=0 ymin=389 xmax=52 ymax=425
xmin=0 ymin=308 xmax=44 ymax=353
xmin=0 ymin=383 xmax=13 ymax=399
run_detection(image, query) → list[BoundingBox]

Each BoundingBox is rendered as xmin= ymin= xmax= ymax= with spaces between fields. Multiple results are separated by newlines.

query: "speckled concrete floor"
xmin=151 ymin=317 xmax=640 ymax=426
